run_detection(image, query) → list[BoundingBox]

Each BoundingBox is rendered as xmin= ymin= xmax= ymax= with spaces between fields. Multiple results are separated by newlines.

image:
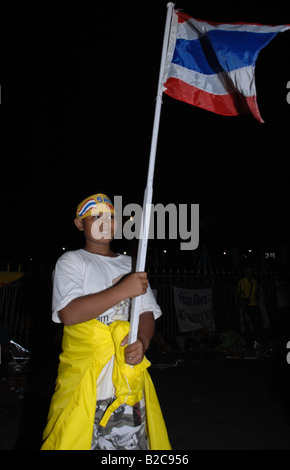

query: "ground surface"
xmin=1 ymin=345 xmax=290 ymax=451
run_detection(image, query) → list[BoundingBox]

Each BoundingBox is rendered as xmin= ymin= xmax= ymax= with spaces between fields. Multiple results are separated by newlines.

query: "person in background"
xmin=238 ymin=266 xmax=264 ymax=353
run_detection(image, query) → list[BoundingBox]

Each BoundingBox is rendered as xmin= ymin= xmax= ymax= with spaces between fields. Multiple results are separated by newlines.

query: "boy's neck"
xmin=84 ymin=241 xmax=117 ymax=257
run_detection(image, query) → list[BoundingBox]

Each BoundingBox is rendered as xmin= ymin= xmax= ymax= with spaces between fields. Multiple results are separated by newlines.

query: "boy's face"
xmin=75 ymin=212 xmax=116 ymax=245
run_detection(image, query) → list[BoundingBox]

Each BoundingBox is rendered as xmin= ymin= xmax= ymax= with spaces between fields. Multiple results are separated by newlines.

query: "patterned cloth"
xmin=91 ymin=397 xmax=148 ymax=450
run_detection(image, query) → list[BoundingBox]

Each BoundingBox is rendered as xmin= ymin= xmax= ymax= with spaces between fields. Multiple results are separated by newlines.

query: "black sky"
xmin=1 ymin=0 xmax=290 ymax=268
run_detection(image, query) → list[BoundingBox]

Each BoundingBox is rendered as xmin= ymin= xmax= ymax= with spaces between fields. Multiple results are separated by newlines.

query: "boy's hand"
xmin=117 ymin=272 xmax=148 ymax=299
xmin=121 ymin=335 xmax=145 ymax=365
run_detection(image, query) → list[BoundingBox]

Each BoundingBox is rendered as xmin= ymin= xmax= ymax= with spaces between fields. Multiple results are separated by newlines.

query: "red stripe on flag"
xmin=176 ymin=12 xmax=227 ymax=26
xmin=175 ymin=11 xmax=288 ymax=28
xmin=163 ymin=77 xmax=263 ymax=122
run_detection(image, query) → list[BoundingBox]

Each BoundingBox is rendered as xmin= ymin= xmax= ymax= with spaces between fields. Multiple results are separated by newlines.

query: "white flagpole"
xmin=128 ymin=2 xmax=174 ymax=345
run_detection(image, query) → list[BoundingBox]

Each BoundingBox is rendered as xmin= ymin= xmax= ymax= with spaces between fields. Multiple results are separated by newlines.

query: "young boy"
xmin=41 ymin=193 xmax=171 ymax=450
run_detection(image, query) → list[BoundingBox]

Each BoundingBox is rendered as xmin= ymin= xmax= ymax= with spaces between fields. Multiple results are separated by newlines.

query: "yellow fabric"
xmin=76 ymin=193 xmax=115 ymax=219
xmin=41 ymin=320 xmax=171 ymax=450
xmin=238 ymin=278 xmax=258 ymax=306
xmin=0 ymin=272 xmax=24 ymax=287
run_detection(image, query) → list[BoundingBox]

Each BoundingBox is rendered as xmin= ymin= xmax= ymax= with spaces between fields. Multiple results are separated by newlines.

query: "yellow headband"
xmin=76 ymin=193 xmax=115 ymax=219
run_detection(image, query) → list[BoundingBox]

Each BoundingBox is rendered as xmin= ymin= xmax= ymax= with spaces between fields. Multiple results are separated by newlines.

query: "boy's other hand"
xmin=121 ymin=335 xmax=145 ymax=365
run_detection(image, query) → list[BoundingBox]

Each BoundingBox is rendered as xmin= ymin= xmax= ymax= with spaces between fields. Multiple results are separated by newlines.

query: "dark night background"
xmin=1 ymin=0 xmax=290 ymax=272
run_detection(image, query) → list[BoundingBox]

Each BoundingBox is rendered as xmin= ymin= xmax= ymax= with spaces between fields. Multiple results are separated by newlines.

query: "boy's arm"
xmin=137 ymin=311 xmax=155 ymax=352
xmin=122 ymin=311 xmax=155 ymax=365
xmin=59 ymin=272 xmax=148 ymax=326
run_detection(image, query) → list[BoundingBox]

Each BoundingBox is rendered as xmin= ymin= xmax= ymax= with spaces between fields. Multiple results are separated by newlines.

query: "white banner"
xmin=173 ymin=286 xmax=215 ymax=332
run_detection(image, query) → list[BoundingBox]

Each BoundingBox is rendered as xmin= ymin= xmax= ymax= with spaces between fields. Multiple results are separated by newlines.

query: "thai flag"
xmin=163 ymin=11 xmax=290 ymax=122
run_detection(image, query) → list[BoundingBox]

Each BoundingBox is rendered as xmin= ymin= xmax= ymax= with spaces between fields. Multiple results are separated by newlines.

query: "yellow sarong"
xmin=41 ymin=319 xmax=171 ymax=450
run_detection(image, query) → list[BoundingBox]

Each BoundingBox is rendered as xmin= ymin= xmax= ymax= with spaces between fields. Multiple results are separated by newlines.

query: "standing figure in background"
xmin=238 ymin=266 xmax=263 ymax=345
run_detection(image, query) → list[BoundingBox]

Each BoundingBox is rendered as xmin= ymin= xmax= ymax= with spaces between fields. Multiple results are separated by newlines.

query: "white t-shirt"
xmin=51 ymin=249 xmax=162 ymax=400
xmin=52 ymin=249 xmax=162 ymax=324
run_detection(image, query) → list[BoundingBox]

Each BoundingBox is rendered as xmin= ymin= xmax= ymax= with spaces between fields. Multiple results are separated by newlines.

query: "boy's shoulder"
xmin=56 ymin=249 xmax=85 ymax=265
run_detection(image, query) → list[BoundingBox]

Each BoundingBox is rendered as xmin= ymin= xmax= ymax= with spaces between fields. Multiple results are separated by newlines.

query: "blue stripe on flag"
xmin=172 ymin=30 xmax=277 ymax=75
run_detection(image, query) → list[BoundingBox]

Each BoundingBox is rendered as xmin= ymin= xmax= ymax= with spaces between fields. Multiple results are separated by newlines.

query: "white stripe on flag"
xmin=164 ymin=62 xmax=256 ymax=97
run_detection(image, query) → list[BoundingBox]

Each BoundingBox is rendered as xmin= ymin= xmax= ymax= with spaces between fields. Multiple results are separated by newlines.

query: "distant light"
xmin=248 ymin=249 xmax=252 ymax=253
xmin=123 ymin=251 xmax=127 ymax=255
xmin=223 ymin=251 xmax=227 ymax=255
xmin=163 ymin=250 xmax=167 ymax=254
xmin=62 ymin=247 xmax=66 ymax=251
xmin=130 ymin=216 xmax=134 ymax=222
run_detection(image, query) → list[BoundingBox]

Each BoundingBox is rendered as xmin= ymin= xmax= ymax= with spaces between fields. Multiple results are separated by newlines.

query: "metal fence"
xmin=0 ymin=274 xmax=52 ymax=350
xmin=148 ymin=268 xmax=290 ymax=340
xmin=0 ymin=269 xmax=290 ymax=351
